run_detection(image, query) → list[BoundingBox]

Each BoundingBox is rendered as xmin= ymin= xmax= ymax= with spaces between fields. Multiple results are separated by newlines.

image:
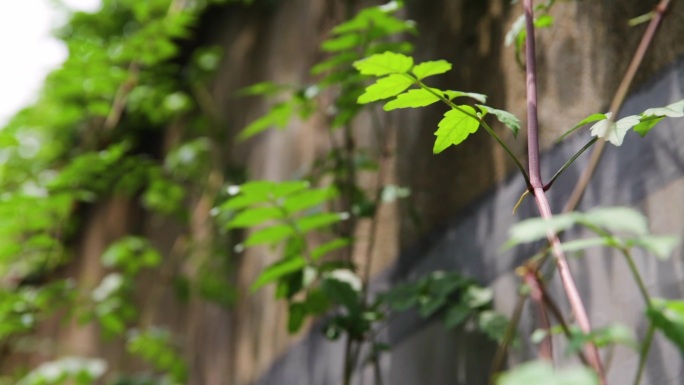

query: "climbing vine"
xmin=1 ymin=1 xmax=683 ymax=385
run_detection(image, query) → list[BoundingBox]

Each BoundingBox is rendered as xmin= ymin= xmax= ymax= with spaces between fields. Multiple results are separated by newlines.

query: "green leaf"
xmin=444 ymin=303 xmax=470 ymax=330
xmin=506 ymin=213 xmax=580 ymax=248
xmin=581 ymin=206 xmax=648 ymax=235
xmin=557 ymin=113 xmax=608 ymax=142
xmin=647 ymin=298 xmax=684 ymax=354
xmin=383 ymin=88 xmax=441 ymax=111
xmin=297 ymin=212 xmax=343 ymax=232
xmin=629 ymin=235 xmax=679 ymax=260
xmin=322 ymin=33 xmax=362 ymax=52
xmin=590 ymin=324 xmax=638 ymax=350
xmin=311 ymin=52 xmax=359 ymax=75
xmin=283 ymin=187 xmax=337 ymax=214
xmin=478 ymin=310 xmax=509 ymax=342
xmin=419 ymin=295 xmax=446 ymax=317
xmin=534 ymin=14 xmax=554 ymax=28
xmin=477 ymin=105 xmax=521 ymax=137
xmin=311 ymin=238 xmax=350 ymax=260
xmin=237 ymin=81 xmax=287 ymax=96
xmin=589 ymin=113 xmax=641 ymax=146
xmin=357 ymin=74 xmax=414 ymax=104
xmin=227 ymin=207 xmax=283 ymax=228
xmin=642 ymin=99 xmax=684 ymax=118
xmin=243 ymin=224 xmax=294 ymax=247
xmin=0 ymin=133 xmax=19 ymax=148
xmin=465 ymin=286 xmax=494 ymax=308
xmin=239 ymin=102 xmax=294 ymax=140
xmin=287 ymin=302 xmax=307 ymax=333
xmin=443 ymin=90 xmax=487 ymax=103
xmin=496 ymin=361 xmax=598 ymax=385
xmin=633 ymin=116 xmax=664 ymax=137
xmin=251 ymin=257 xmax=307 ymax=292
xmin=321 ymin=276 xmax=361 ymax=314
xmin=411 ymin=60 xmax=452 ymax=80
xmin=353 ymin=51 xmax=414 ymax=76
xmin=433 ymin=106 xmax=481 ymax=154
xmin=560 ymin=238 xmax=610 ymax=253
xmin=504 ymin=14 xmax=526 ymax=47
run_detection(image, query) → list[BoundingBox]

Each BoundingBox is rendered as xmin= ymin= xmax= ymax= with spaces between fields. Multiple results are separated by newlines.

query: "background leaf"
xmin=648 ymin=298 xmax=684 ymax=354
xmin=353 ymin=51 xmax=414 ymax=76
xmin=411 ymin=60 xmax=452 ymax=79
xmin=383 ymin=88 xmax=441 ymax=110
xmin=357 ymin=74 xmax=414 ymax=104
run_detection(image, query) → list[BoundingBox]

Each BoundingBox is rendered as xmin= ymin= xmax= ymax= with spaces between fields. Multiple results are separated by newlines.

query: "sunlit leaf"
xmin=297 ymin=212 xmax=342 ymax=232
xmin=283 ymin=187 xmax=337 ymax=214
xmin=227 ymin=207 xmax=283 ymax=228
xmin=633 ymin=116 xmax=664 ymax=137
xmin=353 ymin=51 xmax=414 ymax=76
xmin=311 ymin=51 xmax=359 ymax=75
xmin=411 ymin=60 xmax=452 ymax=80
xmin=311 ymin=238 xmax=350 ymax=260
xmin=383 ymin=88 xmax=441 ymax=110
xmin=642 ymin=99 xmax=684 ymax=118
xmin=357 ymin=74 xmax=414 ymax=103
xmin=322 ymin=33 xmax=362 ymax=52
xmin=243 ymin=225 xmax=294 ymax=247
xmin=433 ymin=106 xmax=480 ymax=153
xmin=589 ymin=113 xmax=640 ymax=146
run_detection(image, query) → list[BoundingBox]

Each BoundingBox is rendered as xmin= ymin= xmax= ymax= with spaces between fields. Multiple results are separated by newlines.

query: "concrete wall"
xmin=213 ymin=1 xmax=684 ymax=384
xmin=252 ymin=53 xmax=684 ymax=385
xmin=8 ymin=1 xmax=683 ymax=385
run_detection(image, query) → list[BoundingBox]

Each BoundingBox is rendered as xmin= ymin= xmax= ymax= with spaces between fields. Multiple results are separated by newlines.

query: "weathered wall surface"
xmin=8 ymin=1 xmax=684 ymax=385
xmin=207 ymin=1 xmax=684 ymax=384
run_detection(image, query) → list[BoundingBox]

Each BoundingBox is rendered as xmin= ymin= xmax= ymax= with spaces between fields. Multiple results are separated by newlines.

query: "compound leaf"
xmin=353 ymin=51 xmax=413 ymax=76
xmin=477 ymin=105 xmax=521 ymax=137
xmin=383 ymin=88 xmax=441 ymax=110
xmin=443 ymin=90 xmax=487 ymax=103
xmin=411 ymin=60 xmax=452 ymax=80
xmin=433 ymin=106 xmax=480 ymax=154
xmin=251 ymin=257 xmax=307 ymax=292
xmin=358 ymin=74 xmax=414 ymax=104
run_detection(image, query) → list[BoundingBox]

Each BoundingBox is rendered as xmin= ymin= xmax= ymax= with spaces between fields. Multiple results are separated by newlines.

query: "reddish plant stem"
xmin=522 ymin=268 xmax=552 ymax=361
xmin=523 ymin=0 xmax=605 ymax=381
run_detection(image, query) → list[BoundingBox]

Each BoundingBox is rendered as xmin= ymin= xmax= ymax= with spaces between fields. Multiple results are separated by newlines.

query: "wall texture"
xmin=5 ymin=1 xmax=684 ymax=385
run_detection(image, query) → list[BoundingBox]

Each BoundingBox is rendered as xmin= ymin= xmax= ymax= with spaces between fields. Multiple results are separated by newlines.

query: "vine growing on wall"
xmin=1 ymin=0 xmax=683 ymax=385
xmin=351 ymin=0 xmax=683 ymax=384
xmin=0 ymin=0 xmax=249 ymax=383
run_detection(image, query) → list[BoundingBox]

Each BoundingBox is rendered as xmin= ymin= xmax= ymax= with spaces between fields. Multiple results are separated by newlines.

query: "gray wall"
xmin=252 ymin=56 xmax=684 ymax=385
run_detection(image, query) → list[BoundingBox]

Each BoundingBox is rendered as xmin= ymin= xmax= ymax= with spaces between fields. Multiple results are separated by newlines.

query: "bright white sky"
xmin=0 ymin=0 xmax=101 ymax=126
